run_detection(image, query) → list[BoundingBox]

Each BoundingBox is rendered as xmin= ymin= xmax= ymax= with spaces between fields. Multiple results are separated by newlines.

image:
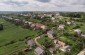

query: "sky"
xmin=0 ymin=0 xmax=85 ymax=12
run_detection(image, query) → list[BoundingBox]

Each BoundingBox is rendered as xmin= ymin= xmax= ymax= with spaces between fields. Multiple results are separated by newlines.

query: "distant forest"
xmin=60 ymin=12 xmax=85 ymax=18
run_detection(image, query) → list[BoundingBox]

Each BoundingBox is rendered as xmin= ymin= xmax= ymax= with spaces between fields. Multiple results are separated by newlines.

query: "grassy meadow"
xmin=0 ymin=19 xmax=37 ymax=55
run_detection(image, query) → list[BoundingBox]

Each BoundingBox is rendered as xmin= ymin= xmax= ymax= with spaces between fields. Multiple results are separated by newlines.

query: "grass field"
xmin=0 ymin=19 xmax=37 ymax=55
xmin=37 ymin=35 xmax=52 ymax=45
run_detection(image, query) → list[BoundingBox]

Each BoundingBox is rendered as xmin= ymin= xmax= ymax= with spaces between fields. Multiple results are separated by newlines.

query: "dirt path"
xmin=34 ymin=34 xmax=45 ymax=49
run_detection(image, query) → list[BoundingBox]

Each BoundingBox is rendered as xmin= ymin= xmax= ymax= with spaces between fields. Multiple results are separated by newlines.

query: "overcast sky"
xmin=0 ymin=0 xmax=85 ymax=12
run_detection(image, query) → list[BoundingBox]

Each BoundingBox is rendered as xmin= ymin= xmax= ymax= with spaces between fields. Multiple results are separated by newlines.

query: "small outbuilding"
xmin=34 ymin=47 xmax=44 ymax=55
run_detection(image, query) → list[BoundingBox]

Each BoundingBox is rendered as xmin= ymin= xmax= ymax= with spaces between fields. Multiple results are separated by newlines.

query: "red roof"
xmin=33 ymin=23 xmax=46 ymax=28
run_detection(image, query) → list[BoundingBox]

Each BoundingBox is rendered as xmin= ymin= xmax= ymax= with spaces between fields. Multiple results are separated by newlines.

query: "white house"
xmin=74 ymin=29 xmax=81 ymax=35
xmin=58 ymin=24 xmax=65 ymax=30
xmin=81 ymin=34 xmax=85 ymax=37
xmin=51 ymin=17 xmax=56 ymax=22
xmin=59 ymin=45 xmax=71 ymax=52
xmin=67 ymin=22 xmax=71 ymax=25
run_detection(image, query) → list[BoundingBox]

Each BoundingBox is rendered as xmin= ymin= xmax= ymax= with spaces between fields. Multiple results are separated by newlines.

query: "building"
xmin=47 ymin=30 xmax=56 ymax=39
xmin=24 ymin=21 xmax=29 ymax=24
xmin=14 ymin=19 xmax=22 ymax=25
xmin=81 ymin=34 xmax=85 ymax=37
xmin=34 ymin=47 xmax=44 ymax=55
xmin=77 ymin=48 xmax=85 ymax=55
xmin=67 ymin=22 xmax=71 ymax=25
xmin=27 ymin=39 xmax=35 ymax=49
xmin=28 ymin=22 xmax=33 ymax=26
xmin=49 ymin=47 xmax=56 ymax=54
xmin=31 ymin=23 xmax=47 ymax=30
xmin=74 ymin=29 xmax=81 ymax=35
xmin=14 ymin=19 xmax=20 ymax=21
xmin=59 ymin=45 xmax=71 ymax=52
xmin=8 ymin=17 xmax=13 ymax=20
xmin=51 ymin=17 xmax=56 ymax=22
xmin=54 ymin=39 xmax=66 ymax=47
xmin=58 ymin=24 xmax=65 ymax=30
xmin=53 ymin=39 xmax=71 ymax=52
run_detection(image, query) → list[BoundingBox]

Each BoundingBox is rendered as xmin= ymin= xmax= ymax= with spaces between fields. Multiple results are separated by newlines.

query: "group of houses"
xmin=25 ymin=30 xmax=72 ymax=55
xmin=2 ymin=15 xmax=85 ymax=55
xmin=3 ymin=16 xmax=47 ymax=30
xmin=26 ymin=38 xmax=45 ymax=55
xmin=47 ymin=30 xmax=72 ymax=53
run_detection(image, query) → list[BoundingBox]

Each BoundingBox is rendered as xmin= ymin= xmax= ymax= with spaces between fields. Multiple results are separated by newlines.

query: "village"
xmin=0 ymin=12 xmax=85 ymax=55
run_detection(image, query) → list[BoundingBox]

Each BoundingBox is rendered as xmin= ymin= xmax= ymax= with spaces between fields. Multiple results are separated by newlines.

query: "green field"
xmin=37 ymin=35 xmax=52 ymax=45
xmin=0 ymin=19 xmax=37 ymax=55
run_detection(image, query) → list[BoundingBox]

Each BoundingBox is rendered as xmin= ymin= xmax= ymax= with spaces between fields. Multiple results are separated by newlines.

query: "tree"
xmin=0 ymin=24 xmax=3 ymax=30
xmin=18 ymin=51 xmax=25 ymax=55
xmin=44 ymin=48 xmax=51 ymax=55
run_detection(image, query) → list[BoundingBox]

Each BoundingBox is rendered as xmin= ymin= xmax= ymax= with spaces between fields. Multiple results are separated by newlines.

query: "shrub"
xmin=0 ymin=24 xmax=3 ymax=30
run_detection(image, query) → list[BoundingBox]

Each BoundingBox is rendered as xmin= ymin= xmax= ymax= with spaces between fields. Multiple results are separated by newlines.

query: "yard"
xmin=37 ymin=35 xmax=52 ymax=45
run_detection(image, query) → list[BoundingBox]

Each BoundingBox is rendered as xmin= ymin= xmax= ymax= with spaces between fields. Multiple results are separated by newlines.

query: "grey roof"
xmin=27 ymin=39 xmax=35 ymax=46
xmin=47 ymin=31 xmax=54 ymax=34
xmin=35 ymin=47 xmax=44 ymax=55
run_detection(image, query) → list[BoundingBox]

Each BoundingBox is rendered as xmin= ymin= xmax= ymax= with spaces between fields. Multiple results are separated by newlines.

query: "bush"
xmin=5 ymin=40 xmax=16 ymax=46
xmin=0 ymin=24 xmax=3 ymax=30
xmin=73 ymin=25 xmax=80 ymax=29
xmin=63 ymin=32 xmax=71 ymax=36
xmin=18 ymin=51 xmax=25 ymax=55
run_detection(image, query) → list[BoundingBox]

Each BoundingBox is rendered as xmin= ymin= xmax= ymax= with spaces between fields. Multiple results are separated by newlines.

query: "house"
xmin=34 ymin=47 xmax=44 ymax=55
xmin=22 ymin=20 xmax=26 ymax=23
xmin=31 ymin=23 xmax=36 ymax=27
xmin=47 ymin=30 xmax=56 ymax=39
xmin=31 ymin=23 xmax=47 ymax=30
xmin=14 ymin=19 xmax=22 ymax=25
xmin=59 ymin=45 xmax=71 ymax=52
xmin=56 ymin=13 xmax=60 ymax=16
xmin=53 ymin=39 xmax=71 ymax=52
xmin=24 ymin=21 xmax=29 ymax=24
xmin=77 ymin=48 xmax=85 ymax=55
xmin=54 ymin=40 xmax=66 ymax=47
xmin=74 ymin=29 xmax=81 ymax=35
xmin=24 ymin=21 xmax=29 ymax=25
xmin=58 ymin=24 xmax=65 ymax=30
xmin=51 ymin=17 xmax=56 ymax=22
xmin=71 ymin=20 xmax=75 ymax=24
xmin=8 ymin=17 xmax=13 ymax=20
xmin=14 ymin=19 xmax=20 ymax=21
xmin=81 ymin=34 xmax=85 ymax=37
xmin=27 ymin=39 xmax=35 ymax=49
xmin=22 ymin=21 xmax=30 ymax=28
xmin=14 ymin=19 xmax=22 ymax=23
xmin=49 ymin=47 xmax=56 ymax=54
xmin=67 ymin=22 xmax=71 ymax=25
xmin=28 ymin=22 xmax=33 ymax=26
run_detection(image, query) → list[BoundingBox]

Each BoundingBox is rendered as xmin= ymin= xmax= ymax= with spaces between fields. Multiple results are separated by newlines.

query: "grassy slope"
xmin=0 ymin=19 xmax=37 ymax=55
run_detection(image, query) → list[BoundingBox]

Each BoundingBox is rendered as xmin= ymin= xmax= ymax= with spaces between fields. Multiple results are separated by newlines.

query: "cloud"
xmin=0 ymin=0 xmax=29 ymax=6
xmin=71 ymin=0 xmax=85 ymax=5
xmin=0 ymin=0 xmax=85 ymax=12
xmin=36 ymin=0 xmax=51 ymax=3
